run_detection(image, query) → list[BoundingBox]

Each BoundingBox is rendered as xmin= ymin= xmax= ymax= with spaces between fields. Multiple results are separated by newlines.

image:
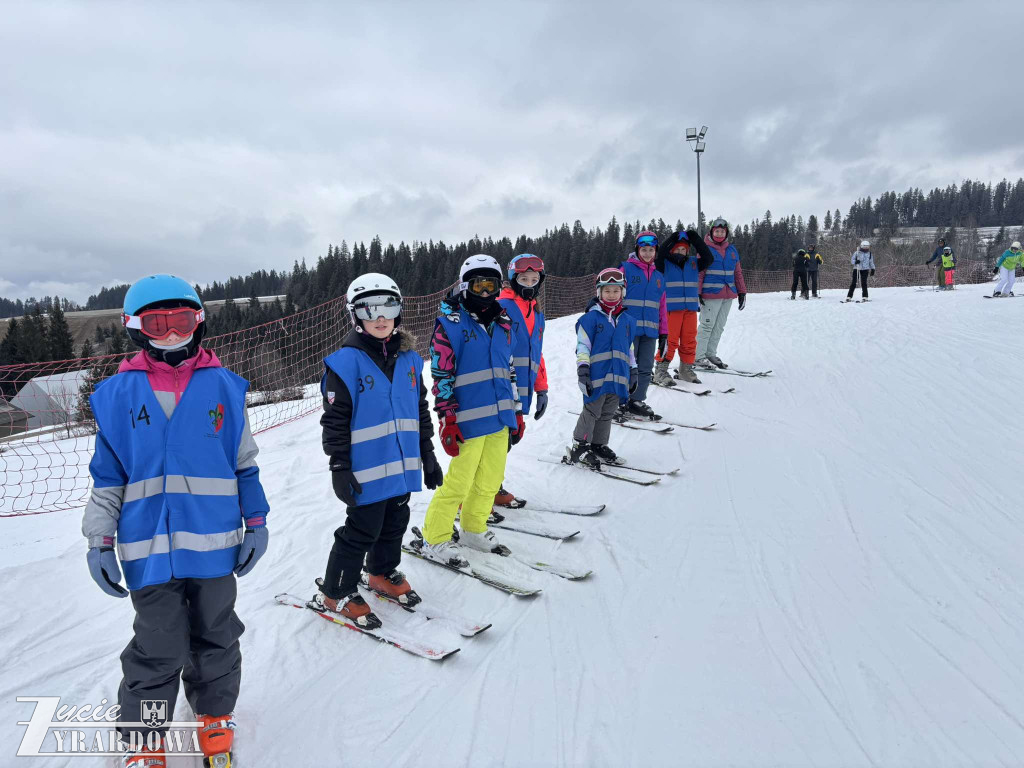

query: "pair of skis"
xmin=536 ymin=451 xmax=680 ymax=487
xmin=567 ymin=409 xmax=717 ymax=435
xmin=693 ymin=365 xmax=773 ymax=378
xmin=657 ymin=382 xmax=736 ymax=396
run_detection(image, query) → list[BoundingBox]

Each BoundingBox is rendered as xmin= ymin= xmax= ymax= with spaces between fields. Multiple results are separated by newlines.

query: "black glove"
xmin=993 ymin=266 xmax=1000 ymax=274
xmin=422 ymin=450 xmax=444 ymax=490
xmin=738 ymin=293 xmax=746 ymax=311
xmin=870 ymin=269 xmax=875 ymax=276
xmin=657 ymin=334 xmax=667 ymax=357
xmin=330 ymin=456 xmax=362 ymax=507
xmin=577 ymin=365 xmax=593 ymax=397
xmin=699 ymin=296 xmax=705 ymax=308
xmin=533 ymin=391 xmax=548 ymax=420
xmin=629 ymin=368 xmax=639 ymax=394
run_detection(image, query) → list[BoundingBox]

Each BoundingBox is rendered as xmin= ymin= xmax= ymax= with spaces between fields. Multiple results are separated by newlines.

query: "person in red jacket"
xmin=495 ymin=254 xmax=548 ymax=507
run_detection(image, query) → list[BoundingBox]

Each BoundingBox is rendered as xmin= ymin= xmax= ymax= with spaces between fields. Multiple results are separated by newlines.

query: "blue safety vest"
xmin=621 ymin=260 xmax=664 ymax=338
xmin=89 ymin=367 xmax=261 ymax=591
xmin=703 ymin=244 xmax=740 ymax=295
xmin=498 ymin=297 xmax=544 ymax=414
xmin=664 ymin=257 xmax=700 ymax=312
xmin=436 ymin=306 xmax=517 ymax=440
xmin=576 ymin=306 xmax=637 ymax=403
xmin=322 ymin=347 xmax=423 ymax=506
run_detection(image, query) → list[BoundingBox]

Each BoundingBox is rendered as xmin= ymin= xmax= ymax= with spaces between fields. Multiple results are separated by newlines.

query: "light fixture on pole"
xmin=686 ymin=126 xmax=708 ymax=233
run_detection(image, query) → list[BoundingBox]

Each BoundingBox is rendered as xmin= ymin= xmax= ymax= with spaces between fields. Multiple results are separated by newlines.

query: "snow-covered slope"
xmin=3 ymin=282 xmax=1024 ymax=767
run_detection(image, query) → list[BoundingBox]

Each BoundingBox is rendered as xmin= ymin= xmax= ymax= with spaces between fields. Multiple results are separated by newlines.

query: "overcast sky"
xmin=2 ymin=0 xmax=1023 ymax=303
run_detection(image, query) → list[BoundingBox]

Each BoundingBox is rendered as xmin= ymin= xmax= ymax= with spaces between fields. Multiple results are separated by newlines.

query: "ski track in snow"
xmin=3 ymin=283 xmax=1024 ymax=766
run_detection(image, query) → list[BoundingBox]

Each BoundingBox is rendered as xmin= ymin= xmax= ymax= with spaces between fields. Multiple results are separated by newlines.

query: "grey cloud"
xmin=348 ymin=189 xmax=453 ymax=234
xmin=472 ymin=196 xmax=553 ymax=220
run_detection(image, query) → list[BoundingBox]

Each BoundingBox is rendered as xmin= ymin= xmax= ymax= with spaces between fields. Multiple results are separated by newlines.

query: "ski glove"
xmin=533 ymin=391 xmax=548 ymax=420
xmin=738 ymin=293 xmax=746 ymax=311
xmin=87 ymin=545 xmax=128 ymax=598
xmin=699 ymin=296 xmax=705 ymax=308
xmin=577 ymin=364 xmax=593 ymax=397
xmin=510 ymin=412 xmax=526 ymax=446
xmin=422 ymin=450 xmax=444 ymax=490
xmin=439 ymin=412 xmax=464 ymax=457
xmin=657 ymin=334 xmax=667 ymax=358
xmin=331 ymin=465 xmax=363 ymax=507
xmin=993 ymin=266 xmax=1000 ymax=274
xmin=628 ymin=368 xmax=639 ymax=394
xmin=870 ymin=269 xmax=875 ymax=276
xmin=235 ymin=526 xmax=268 ymax=577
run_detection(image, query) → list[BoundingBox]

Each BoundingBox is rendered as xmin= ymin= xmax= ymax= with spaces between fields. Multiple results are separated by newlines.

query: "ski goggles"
xmin=123 ymin=307 xmax=204 ymax=340
xmin=465 ymin=276 xmax=500 ymax=296
xmin=351 ymin=295 xmax=402 ymax=321
xmin=511 ymin=255 xmax=545 ymax=274
xmin=636 ymin=235 xmax=658 ymax=248
xmin=596 ymin=269 xmax=626 ymax=287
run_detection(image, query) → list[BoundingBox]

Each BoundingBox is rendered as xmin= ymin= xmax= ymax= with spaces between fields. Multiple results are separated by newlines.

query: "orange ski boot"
xmin=366 ymin=570 xmax=422 ymax=607
xmin=196 ymin=713 xmax=235 ymax=768
xmin=313 ymin=588 xmax=383 ymax=630
xmin=122 ymin=744 xmax=166 ymax=768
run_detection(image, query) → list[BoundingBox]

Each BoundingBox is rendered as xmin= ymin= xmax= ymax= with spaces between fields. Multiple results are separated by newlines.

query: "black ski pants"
xmin=118 ymin=575 xmax=243 ymax=741
xmin=847 ymin=269 xmax=869 ymax=299
xmin=791 ymin=270 xmax=808 ymax=296
xmin=808 ymin=270 xmax=819 ymax=295
xmin=322 ymin=493 xmax=411 ymax=599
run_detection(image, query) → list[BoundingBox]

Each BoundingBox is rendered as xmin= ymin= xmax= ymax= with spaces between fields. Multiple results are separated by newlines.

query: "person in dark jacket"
xmin=314 ymin=272 xmax=443 ymax=630
xmin=925 ymin=238 xmax=955 ymax=290
xmin=654 ymin=228 xmax=714 ymax=384
xmin=790 ymin=249 xmax=810 ymax=299
xmin=806 ymin=243 xmax=823 ymax=297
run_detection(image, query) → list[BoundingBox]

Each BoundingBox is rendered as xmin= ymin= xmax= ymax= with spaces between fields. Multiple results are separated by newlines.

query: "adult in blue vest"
xmin=419 ymin=255 xmax=523 ymax=564
xmin=313 ymin=273 xmax=443 ymax=630
xmin=83 ymin=274 xmax=269 ymax=765
xmin=620 ymin=231 xmax=668 ymax=419
xmin=494 ymin=253 xmax=548 ymax=507
xmin=696 ymin=218 xmax=748 ymax=369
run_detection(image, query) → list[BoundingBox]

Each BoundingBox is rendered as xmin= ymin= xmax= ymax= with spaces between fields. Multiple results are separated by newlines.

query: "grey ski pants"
xmin=630 ymin=335 xmax=657 ymax=402
xmin=118 ymin=574 xmax=243 ymax=740
xmin=573 ymin=392 xmax=620 ymax=446
xmin=695 ymin=298 xmax=733 ymax=360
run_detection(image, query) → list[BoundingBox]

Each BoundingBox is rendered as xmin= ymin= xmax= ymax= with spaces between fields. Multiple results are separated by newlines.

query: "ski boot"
xmin=565 ymin=439 xmax=602 ymax=469
xmin=311 ymin=586 xmax=382 ymax=630
xmin=674 ymin=363 xmax=702 ymax=384
xmin=122 ymin=744 xmax=166 ymax=768
xmin=790 ymin=292 xmax=796 ymax=300
xmin=652 ymin=360 xmax=676 ymax=387
xmin=455 ymin=526 xmax=511 ymax=556
xmin=196 ymin=713 xmax=235 ymax=768
xmin=365 ymin=570 xmax=421 ymax=607
xmin=705 ymin=355 xmax=728 ymax=369
xmin=591 ymin=443 xmax=625 ymax=466
xmin=626 ymin=399 xmax=661 ymax=420
xmin=992 ymin=291 xmax=1001 ymax=297
xmin=801 ymin=290 xmax=810 ymax=300
xmin=416 ymin=535 xmax=470 ymax=569
xmin=494 ymin=485 xmax=526 ymax=508
xmin=843 ymin=297 xmax=854 ymax=302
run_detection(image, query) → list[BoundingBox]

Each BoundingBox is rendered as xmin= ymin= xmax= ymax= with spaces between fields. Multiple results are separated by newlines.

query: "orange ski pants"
xmin=655 ymin=309 xmax=698 ymax=365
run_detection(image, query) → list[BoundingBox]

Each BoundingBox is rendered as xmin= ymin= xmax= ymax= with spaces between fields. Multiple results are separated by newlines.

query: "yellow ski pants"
xmin=422 ymin=428 xmax=509 ymax=545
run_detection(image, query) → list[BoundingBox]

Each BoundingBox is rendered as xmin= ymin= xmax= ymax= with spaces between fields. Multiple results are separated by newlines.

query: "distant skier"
xmin=419 ymin=255 xmax=522 ymax=563
xmin=790 ymin=248 xmax=810 ymax=300
xmin=83 ymin=274 xmax=269 ymax=768
xmin=844 ymin=240 xmax=875 ymax=302
xmin=654 ymin=228 xmax=714 ymax=385
xmin=992 ymin=241 xmax=1022 ymax=297
xmin=925 ymin=238 xmax=953 ymax=290
xmin=495 ymin=254 xmax=549 ymax=507
xmin=313 ymin=273 xmax=442 ymax=630
xmin=569 ymin=267 xmax=638 ymax=467
xmin=619 ymin=231 xmax=667 ymax=416
xmin=695 ymin=217 xmax=747 ymax=369
xmin=806 ymin=242 xmax=823 ymax=297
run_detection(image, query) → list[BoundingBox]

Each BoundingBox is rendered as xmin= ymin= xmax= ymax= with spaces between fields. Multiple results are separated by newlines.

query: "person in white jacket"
xmin=845 ymin=240 xmax=876 ymax=302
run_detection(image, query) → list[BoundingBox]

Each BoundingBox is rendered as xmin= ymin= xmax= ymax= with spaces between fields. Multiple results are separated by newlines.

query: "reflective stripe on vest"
xmin=703 ymin=246 xmax=739 ymax=295
xmin=500 ymin=297 xmax=545 ymax=414
xmin=621 ymin=261 xmax=664 ymax=338
xmin=323 ymin=346 xmax=424 ymax=506
xmin=664 ymin=258 xmax=701 ymax=312
xmin=576 ymin=308 xmax=637 ymax=403
xmin=437 ymin=308 xmax=518 ymax=439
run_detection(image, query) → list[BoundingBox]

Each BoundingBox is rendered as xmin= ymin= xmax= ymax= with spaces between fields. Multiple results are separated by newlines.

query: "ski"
xmin=657 ymin=418 xmax=717 ymax=431
xmin=510 ymin=552 xmax=593 ymax=580
xmin=662 ymin=384 xmax=712 ymax=396
xmin=614 ymin=461 xmax=681 ymax=476
xmin=984 ymin=294 xmax=1021 ymax=299
xmin=275 ymin=593 xmax=461 ymax=660
xmin=720 ymin=387 xmax=736 ymax=394
xmin=357 ymin=575 xmax=491 ymax=637
xmin=567 ymin=409 xmax=674 ymax=434
xmin=538 ymin=455 xmax=662 ymax=486
xmin=402 ymin=528 xmax=542 ymax=596
xmin=486 ymin=509 xmax=582 ymax=540
xmin=500 ymin=502 xmax=605 ymax=516
xmin=694 ymin=365 xmax=772 ymax=378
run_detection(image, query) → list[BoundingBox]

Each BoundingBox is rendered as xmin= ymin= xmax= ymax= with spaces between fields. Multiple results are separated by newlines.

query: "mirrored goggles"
xmin=636 ymin=236 xmax=658 ymax=248
xmin=352 ymin=295 xmax=402 ymax=321
xmin=597 ymin=269 xmax=626 ymax=287
xmin=466 ymin=276 xmax=500 ymax=296
xmin=512 ymin=255 xmax=545 ymax=274
xmin=123 ymin=307 xmax=204 ymax=340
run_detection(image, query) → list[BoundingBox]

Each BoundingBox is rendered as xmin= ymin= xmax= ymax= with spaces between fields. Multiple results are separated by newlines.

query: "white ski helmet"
xmin=1012 ymin=241 xmax=1022 ymax=250
xmin=346 ymin=272 xmax=402 ymax=326
xmin=458 ymin=254 xmax=503 ymax=296
xmin=860 ymin=240 xmax=871 ymax=249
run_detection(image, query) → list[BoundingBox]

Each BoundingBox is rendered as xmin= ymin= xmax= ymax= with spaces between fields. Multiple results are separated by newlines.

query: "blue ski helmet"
xmin=122 ymin=274 xmax=206 ymax=364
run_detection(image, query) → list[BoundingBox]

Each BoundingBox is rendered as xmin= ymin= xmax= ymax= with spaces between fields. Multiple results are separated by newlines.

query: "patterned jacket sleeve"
xmin=429 ymin=319 xmax=457 ymax=417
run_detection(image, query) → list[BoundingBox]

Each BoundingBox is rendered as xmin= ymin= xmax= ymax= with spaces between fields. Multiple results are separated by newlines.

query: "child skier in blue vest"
xmin=568 ymin=267 xmax=639 ymax=467
xmin=620 ymin=231 xmax=668 ymax=420
xmin=494 ymin=254 xmax=548 ymax=507
xmin=417 ymin=255 xmax=524 ymax=564
xmin=312 ymin=273 xmax=442 ymax=629
xmin=83 ymin=274 xmax=270 ymax=768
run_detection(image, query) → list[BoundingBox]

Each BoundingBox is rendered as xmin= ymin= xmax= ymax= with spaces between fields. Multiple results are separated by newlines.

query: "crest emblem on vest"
xmin=407 ymin=366 xmax=416 ymax=390
xmin=141 ymin=700 xmax=167 ymax=728
xmin=327 ymin=390 xmax=336 ymax=405
xmin=209 ymin=403 xmax=224 ymax=433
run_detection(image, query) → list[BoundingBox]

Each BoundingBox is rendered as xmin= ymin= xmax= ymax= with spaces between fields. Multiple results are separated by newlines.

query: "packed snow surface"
xmin=3 ymin=282 xmax=1024 ymax=767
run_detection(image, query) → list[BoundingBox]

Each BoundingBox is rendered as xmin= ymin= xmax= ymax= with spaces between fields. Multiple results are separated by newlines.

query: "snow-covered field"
xmin=3 ymin=281 xmax=1024 ymax=767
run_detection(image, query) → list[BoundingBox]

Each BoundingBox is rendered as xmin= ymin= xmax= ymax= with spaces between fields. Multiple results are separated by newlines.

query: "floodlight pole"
xmin=686 ymin=126 xmax=707 ymax=235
